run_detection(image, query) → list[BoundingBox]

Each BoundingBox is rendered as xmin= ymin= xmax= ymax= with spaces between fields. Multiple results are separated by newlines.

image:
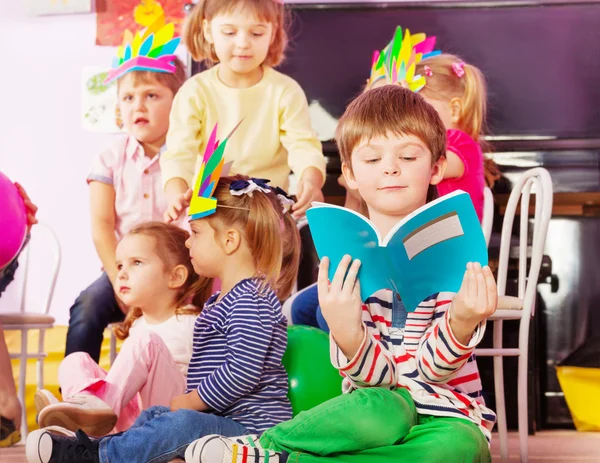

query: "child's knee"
xmin=433 ymin=421 xmax=490 ymax=462
xmin=352 ymin=388 xmax=416 ymax=426
xmin=60 ymin=351 xmax=94 ymax=374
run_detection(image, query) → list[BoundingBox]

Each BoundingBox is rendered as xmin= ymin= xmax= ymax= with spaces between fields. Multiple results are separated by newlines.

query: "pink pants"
xmin=59 ymin=331 xmax=186 ymax=432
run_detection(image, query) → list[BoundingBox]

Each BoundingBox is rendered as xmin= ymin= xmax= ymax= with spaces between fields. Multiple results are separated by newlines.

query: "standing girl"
xmin=35 ymin=223 xmax=212 ymax=435
xmin=161 ymin=0 xmax=327 ymax=221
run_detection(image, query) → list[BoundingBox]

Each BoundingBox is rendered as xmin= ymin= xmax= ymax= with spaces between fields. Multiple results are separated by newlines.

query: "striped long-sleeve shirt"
xmin=331 ymin=290 xmax=496 ymax=442
xmin=186 ymin=278 xmax=292 ymax=433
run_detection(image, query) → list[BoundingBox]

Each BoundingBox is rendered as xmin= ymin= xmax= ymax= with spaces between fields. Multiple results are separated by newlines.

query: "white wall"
xmin=0 ymin=4 xmax=117 ymax=324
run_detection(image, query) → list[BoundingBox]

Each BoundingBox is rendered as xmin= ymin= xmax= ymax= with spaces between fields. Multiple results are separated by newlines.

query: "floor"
xmin=2 ymin=431 xmax=599 ymax=462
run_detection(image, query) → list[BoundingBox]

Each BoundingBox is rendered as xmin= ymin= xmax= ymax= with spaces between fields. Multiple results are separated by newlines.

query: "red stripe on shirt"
xmin=452 ymin=390 xmax=473 ymax=408
xmin=364 ymin=344 xmax=381 ymax=383
xmin=421 ymin=356 xmax=444 ymax=379
xmin=447 ymin=372 xmax=480 ymax=387
xmin=394 ymin=353 xmax=413 ymax=363
xmin=371 ymin=315 xmax=392 ymax=327
xmin=435 ymin=347 xmax=471 ymax=366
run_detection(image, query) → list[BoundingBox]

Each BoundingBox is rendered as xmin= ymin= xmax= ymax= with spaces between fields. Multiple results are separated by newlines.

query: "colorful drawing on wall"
xmin=25 ymin=0 xmax=93 ymax=16
xmin=96 ymin=0 xmax=187 ymax=46
xmin=81 ymin=67 xmax=122 ymax=133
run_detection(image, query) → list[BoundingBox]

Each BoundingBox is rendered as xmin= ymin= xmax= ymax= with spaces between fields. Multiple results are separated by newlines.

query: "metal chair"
xmin=475 ymin=167 xmax=553 ymax=462
xmin=0 ymin=223 xmax=61 ymax=438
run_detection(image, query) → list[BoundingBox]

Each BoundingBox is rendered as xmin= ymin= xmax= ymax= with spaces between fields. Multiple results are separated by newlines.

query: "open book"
xmin=305 ymin=190 xmax=488 ymax=312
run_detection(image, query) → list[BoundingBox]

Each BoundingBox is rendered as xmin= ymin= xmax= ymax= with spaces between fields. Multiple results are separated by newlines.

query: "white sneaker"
xmin=34 ymin=390 xmax=60 ymax=416
xmin=37 ymin=394 xmax=117 ymax=437
xmin=185 ymin=434 xmax=280 ymax=463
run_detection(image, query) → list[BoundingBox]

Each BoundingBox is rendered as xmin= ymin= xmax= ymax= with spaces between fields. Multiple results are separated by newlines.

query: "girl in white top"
xmin=35 ymin=222 xmax=212 ymax=436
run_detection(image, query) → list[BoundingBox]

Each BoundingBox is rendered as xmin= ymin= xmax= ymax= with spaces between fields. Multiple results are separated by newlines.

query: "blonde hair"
xmin=116 ymin=57 xmax=187 ymax=96
xmin=204 ymin=175 xmax=298 ymax=299
xmin=336 ymin=85 xmax=447 ymax=172
xmin=114 ymin=222 xmax=212 ymax=340
xmin=184 ymin=0 xmax=288 ymax=67
xmin=415 ymin=53 xmax=500 ymax=187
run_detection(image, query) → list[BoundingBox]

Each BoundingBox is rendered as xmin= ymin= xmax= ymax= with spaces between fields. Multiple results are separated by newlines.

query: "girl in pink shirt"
xmin=35 ymin=223 xmax=212 ymax=436
xmin=415 ymin=53 xmax=500 ymax=221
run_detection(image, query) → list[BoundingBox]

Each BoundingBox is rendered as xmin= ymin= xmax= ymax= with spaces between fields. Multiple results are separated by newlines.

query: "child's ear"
xmin=222 ymin=228 xmax=242 ymax=255
xmin=169 ymin=265 xmax=189 ymax=290
xmin=202 ymin=19 xmax=213 ymax=44
xmin=341 ymin=162 xmax=358 ymax=191
xmin=450 ymin=97 xmax=463 ymax=124
xmin=430 ymin=155 xmax=447 ymax=186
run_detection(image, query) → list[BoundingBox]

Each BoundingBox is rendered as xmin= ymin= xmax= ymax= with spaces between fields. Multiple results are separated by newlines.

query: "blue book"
xmin=306 ymin=190 xmax=488 ymax=312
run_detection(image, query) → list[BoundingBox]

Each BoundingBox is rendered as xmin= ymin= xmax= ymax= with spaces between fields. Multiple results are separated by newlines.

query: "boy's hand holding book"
xmin=317 ymin=255 xmax=365 ymax=361
xmin=449 ymin=262 xmax=498 ymax=345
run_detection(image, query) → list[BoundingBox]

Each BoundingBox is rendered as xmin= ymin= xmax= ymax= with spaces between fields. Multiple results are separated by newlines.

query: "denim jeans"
xmin=64 ymin=273 xmax=124 ymax=363
xmin=290 ymin=284 xmax=329 ymax=333
xmin=98 ymin=405 xmax=248 ymax=463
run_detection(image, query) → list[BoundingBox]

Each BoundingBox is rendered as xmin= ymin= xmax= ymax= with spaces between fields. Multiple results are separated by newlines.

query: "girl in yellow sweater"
xmin=162 ymin=0 xmax=327 ymax=221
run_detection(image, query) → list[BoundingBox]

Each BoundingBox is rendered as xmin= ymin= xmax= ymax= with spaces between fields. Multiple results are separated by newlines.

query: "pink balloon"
xmin=0 ymin=172 xmax=27 ymax=269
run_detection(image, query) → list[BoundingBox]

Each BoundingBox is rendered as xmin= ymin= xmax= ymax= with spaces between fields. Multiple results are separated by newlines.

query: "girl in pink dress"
xmin=35 ymin=222 xmax=212 ymax=436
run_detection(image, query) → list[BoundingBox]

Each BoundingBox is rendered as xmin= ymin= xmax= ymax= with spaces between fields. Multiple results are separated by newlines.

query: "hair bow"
xmin=452 ymin=61 xmax=465 ymax=78
xmin=272 ymin=186 xmax=296 ymax=213
xmin=230 ymin=178 xmax=272 ymax=197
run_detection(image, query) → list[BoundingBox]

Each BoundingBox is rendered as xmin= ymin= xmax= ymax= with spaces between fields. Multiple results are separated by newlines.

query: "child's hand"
xmin=449 ymin=262 xmax=498 ymax=345
xmin=293 ymin=177 xmax=324 ymax=219
xmin=170 ymin=391 xmax=206 ymax=412
xmin=15 ymin=182 xmax=38 ymax=232
xmin=164 ymin=188 xmax=192 ymax=223
xmin=317 ymin=255 xmax=365 ymax=360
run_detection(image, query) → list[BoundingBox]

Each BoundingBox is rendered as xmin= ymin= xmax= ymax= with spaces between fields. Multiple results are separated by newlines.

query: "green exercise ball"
xmin=282 ymin=325 xmax=343 ymax=416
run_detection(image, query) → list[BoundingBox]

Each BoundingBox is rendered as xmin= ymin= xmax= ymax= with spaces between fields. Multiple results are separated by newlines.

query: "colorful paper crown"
xmin=188 ymin=122 xmax=242 ymax=220
xmin=368 ymin=26 xmax=441 ymax=92
xmin=105 ymin=16 xmax=181 ymax=84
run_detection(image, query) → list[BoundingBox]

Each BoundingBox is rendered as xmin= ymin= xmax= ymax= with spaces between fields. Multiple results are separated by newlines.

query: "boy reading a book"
xmin=186 ymin=84 xmax=498 ymax=463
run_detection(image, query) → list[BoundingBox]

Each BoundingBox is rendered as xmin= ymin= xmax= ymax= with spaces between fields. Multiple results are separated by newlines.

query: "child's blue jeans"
xmin=98 ymin=405 xmax=248 ymax=463
xmin=290 ymin=284 xmax=330 ymax=333
xmin=64 ymin=273 xmax=124 ymax=363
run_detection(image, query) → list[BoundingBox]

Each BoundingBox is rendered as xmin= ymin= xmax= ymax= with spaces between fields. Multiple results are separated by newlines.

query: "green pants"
xmin=260 ymin=388 xmax=491 ymax=463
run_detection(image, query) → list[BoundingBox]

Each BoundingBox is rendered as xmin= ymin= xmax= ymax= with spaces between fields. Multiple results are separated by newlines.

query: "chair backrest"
xmin=482 ymin=187 xmax=494 ymax=247
xmin=7 ymin=223 xmax=61 ymax=315
xmin=496 ymin=168 xmax=553 ymax=319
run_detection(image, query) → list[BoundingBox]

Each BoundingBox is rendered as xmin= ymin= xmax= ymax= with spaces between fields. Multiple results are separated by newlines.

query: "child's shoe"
xmin=26 ymin=427 xmax=98 ymax=463
xmin=0 ymin=416 xmax=21 ymax=447
xmin=34 ymin=389 xmax=60 ymax=416
xmin=37 ymin=393 xmax=117 ymax=437
xmin=185 ymin=434 xmax=281 ymax=463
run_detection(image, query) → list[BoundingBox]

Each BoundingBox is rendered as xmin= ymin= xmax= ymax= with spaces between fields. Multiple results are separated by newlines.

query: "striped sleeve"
xmin=416 ymin=293 xmax=486 ymax=384
xmin=196 ymin=294 xmax=274 ymax=412
xmin=330 ymin=301 xmax=397 ymax=389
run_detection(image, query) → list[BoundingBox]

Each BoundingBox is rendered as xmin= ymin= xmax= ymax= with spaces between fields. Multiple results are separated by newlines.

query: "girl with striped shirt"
xmin=26 ymin=176 xmax=299 ymax=463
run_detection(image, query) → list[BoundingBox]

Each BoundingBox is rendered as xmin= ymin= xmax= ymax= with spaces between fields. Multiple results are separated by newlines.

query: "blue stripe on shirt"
xmin=186 ymin=278 xmax=292 ymax=433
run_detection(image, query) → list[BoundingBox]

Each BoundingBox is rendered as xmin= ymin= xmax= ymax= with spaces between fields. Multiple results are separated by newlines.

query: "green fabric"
xmin=260 ymin=388 xmax=490 ymax=463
